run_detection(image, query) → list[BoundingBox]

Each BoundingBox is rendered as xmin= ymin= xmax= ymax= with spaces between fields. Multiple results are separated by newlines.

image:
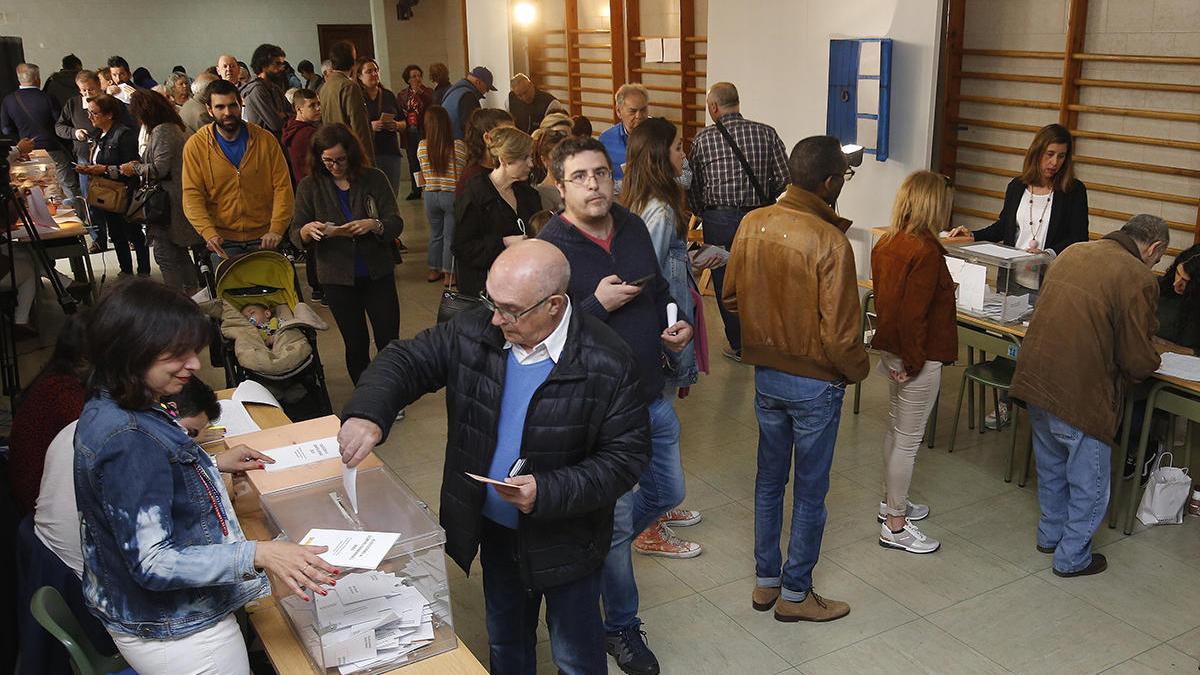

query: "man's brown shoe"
xmin=752 ymin=586 xmax=780 ymax=612
xmin=773 ymin=591 xmax=850 ymax=623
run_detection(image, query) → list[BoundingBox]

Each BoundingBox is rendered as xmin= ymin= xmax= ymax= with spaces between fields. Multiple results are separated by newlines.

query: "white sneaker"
xmin=877 ymin=500 xmax=930 ymax=523
xmin=879 ymin=520 xmax=940 ymax=554
xmin=984 ymin=401 xmax=1010 ymax=430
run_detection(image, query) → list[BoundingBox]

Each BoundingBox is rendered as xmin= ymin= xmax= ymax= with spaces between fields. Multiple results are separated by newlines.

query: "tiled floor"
xmin=15 ymin=197 xmax=1200 ymax=674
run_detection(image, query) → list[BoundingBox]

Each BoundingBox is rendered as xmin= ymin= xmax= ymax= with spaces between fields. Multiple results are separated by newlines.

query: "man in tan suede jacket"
xmin=724 ymin=135 xmax=868 ymax=625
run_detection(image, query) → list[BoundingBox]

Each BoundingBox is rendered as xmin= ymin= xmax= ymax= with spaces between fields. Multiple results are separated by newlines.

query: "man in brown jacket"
xmin=1010 ymin=214 xmax=1166 ymax=578
xmin=318 ymin=40 xmax=374 ymax=164
xmin=724 ymin=135 xmax=869 ymax=624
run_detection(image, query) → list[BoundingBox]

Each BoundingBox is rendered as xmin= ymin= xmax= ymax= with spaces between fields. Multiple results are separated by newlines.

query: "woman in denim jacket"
xmin=74 ymin=278 xmax=338 ymax=674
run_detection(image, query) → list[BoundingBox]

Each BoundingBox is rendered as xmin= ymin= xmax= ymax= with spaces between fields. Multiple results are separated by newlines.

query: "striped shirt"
xmin=417 ymin=139 xmax=468 ymax=192
xmin=687 ymin=112 xmax=789 ymax=212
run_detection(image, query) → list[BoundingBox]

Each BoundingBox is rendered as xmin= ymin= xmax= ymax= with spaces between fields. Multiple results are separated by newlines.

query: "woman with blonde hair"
xmin=870 ymin=170 xmax=958 ymax=555
xmin=452 ymin=126 xmax=540 ymax=297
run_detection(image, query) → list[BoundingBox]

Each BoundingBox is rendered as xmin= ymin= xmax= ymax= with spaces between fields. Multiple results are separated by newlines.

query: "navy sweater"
xmin=1 ymin=88 xmax=60 ymax=150
xmin=539 ymin=204 xmax=678 ymax=403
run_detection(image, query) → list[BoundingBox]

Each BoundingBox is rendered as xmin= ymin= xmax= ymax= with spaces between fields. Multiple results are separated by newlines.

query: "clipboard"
xmin=231 ymin=415 xmax=383 ymax=494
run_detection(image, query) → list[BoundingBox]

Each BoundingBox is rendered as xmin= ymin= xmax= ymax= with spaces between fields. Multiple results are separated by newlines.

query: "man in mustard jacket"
xmin=723 ymin=135 xmax=868 ymax=625
xmin=182 ymin=78 xmax=293 ymax=264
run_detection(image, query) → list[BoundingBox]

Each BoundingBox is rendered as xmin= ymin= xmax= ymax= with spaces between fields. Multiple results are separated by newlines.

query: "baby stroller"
xmin=208 ymin=250 xmax=333 ymax=421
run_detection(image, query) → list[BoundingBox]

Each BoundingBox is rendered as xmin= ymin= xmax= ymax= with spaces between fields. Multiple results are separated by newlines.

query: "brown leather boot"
xmin=752 ymin=586 xmax=780 ymax=611
xmin=773 ymin=591 xmax=850 ymax=622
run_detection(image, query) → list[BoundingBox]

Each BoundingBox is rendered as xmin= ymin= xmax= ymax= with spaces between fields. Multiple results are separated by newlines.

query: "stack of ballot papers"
xmin=282 ymin=570 xmax=437 ymax=673
xmin=980 ymin=291 xmax=1031 ymax=323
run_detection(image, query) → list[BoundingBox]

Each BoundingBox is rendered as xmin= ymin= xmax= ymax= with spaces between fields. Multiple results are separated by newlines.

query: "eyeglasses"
xmin=842 ymin=167 xmax=855 ymax=182
xmin=479 ymin=291 xmax=555 ymax=323
xmin=321 ymin=156 xmax=348 ymax=166
xmin=564 ymin=167 xmax=613 ymax=187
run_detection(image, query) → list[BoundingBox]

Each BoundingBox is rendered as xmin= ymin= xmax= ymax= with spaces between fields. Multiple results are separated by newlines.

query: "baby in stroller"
xmin=240 ymin=303 xmax=280 ymax=347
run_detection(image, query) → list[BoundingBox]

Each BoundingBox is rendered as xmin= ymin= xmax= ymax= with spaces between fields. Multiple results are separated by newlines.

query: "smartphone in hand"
xmin=625 ymin=272 xmax=656 ymax=287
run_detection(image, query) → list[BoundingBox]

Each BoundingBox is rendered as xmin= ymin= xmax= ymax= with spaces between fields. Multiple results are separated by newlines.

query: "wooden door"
xmin=317 ymin=24 xmax=375 ymax=62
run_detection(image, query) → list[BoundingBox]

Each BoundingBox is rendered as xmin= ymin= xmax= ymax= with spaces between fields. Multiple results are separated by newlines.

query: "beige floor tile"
xmin=700 ymin=565 xmax=918 ymax=665
xmin=1128 ymin=515 xmax=1200 ymax=571
xmin=627 ymin=554 xmax=699 ymax=611
xmin=936 ymin=489 xmax=1128 ymax=573
xmin=676 ymin=470 xmax=736 ymax=512
xmin=1035 ymin=537 xmax=1200 ymax=641
xmin=631 ymin=594 xmax=791 ymax=675
xmin=685 ymin=439 xmax=762 ymax=503
xmin=654 ymin=501 xmax=757 ymax=592
xmin=928 ymin=576 xmax=1157 ymax=674
xmin=1168 ymin=626 xmax=1200 ymax=660
xmin=889 ymin=451 xmax=1016 ymax=513
xmin=1105 ymin=644 xmax=1200 ymax=674
xmin=737 ymin=472 xmax=887 ymax=555
xmin=826 ymin=528 xmax=1028 ymax=616
xmin=795 ymin=619 xmax=1008 ymax=675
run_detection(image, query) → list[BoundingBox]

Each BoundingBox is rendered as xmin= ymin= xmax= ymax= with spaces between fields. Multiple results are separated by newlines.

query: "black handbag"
xmin=437 ymin=288 xmax=480 ymax=324
xmin=126 ymin=179 xmax=170 ymax=224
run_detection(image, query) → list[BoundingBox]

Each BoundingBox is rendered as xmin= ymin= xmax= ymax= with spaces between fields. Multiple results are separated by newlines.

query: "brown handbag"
xmin=87 ymin=176 xmax=130 ymax=214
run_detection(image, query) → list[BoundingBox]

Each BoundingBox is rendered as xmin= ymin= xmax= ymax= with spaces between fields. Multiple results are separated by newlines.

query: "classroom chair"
xmin=30 ymin=586 xmax=131 ymax=675
xmin=947 ymin=336 xmax=1032 ymax=484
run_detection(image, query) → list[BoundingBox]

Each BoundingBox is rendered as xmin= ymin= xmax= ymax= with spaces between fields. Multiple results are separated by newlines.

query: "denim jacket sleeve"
xmin=93 ymin=428 xmax=258 ymax=591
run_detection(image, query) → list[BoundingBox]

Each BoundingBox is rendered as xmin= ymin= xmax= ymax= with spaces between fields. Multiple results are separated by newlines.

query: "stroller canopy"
xmin=215 ymin=251 xmax=300 ymax=311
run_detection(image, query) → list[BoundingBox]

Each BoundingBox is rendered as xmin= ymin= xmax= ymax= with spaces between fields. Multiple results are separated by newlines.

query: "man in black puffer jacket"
xmin=338 ymin=240 xmax=649 ymax=674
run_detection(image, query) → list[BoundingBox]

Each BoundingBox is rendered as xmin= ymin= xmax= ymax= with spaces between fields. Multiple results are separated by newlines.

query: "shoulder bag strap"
xmin=713 ymin=117 xmax=769 ymax=206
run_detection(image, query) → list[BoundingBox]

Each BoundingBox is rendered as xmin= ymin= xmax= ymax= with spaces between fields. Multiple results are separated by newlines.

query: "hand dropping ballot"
xmin=299 ymin=529 xmax=401 ymax=570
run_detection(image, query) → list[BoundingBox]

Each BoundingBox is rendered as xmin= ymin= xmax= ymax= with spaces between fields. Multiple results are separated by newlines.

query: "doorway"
xmin=317 ymin=24 xmax=375 ymax=62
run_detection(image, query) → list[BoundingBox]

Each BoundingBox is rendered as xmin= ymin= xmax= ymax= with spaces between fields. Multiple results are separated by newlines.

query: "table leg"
xmin=1124 ymin=386 xmax=1163 ymax=535
xmin=966 ymin=347 xmax=975 ymax=431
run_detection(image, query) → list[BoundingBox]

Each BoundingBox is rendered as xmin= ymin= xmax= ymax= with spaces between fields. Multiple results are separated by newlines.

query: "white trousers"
xmin=109 ymin=614 xmax=250 ymax=675
xmin=877 ymin=353 xmax=942 ymax=517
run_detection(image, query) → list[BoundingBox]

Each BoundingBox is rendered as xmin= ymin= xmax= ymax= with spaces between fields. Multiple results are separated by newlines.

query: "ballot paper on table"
xmin=231 ymin=379 xmax=282 ymax=408
xmin=217 ymin=399 xmax=262 ymax=437
xmin=1156 ymin=352 xmax=1200 ymax=381
xmin=262 ymin=436 xmax=340 ymax=471
xmin=960 ymin=242 xmax=1034 ymax=261
xmin=944 ymin=255 xmax=987 ymax=312
xmin=299 ymin=528 xmax=401 ymax=570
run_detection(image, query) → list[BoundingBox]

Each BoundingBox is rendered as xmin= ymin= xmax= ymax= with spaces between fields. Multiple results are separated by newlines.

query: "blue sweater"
xmin=539 ymin=204 xmax=677 ymax=403
xmin=481 ymin=351 xmax=555 ymax=528
xmin=1 ymin=88 xmax=59 ymax=150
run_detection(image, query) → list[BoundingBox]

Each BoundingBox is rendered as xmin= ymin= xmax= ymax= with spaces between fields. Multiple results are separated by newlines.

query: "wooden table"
xmin=214 ymin=391 xmax=486 ymax=675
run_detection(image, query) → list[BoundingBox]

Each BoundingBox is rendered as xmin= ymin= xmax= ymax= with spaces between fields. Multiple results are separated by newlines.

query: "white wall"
xmin=464 ymin=0 xmax=514 ymax=107
xmin=707 ymin=0 xmax=945 ymax=274
xmin=2 ymin=0 xmax=370 ymax=80
xmin=370 ymin=0 xmax=466 ymax=92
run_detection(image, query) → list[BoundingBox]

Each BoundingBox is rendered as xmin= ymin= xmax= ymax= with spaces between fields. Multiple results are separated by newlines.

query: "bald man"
xmin=340 ymin=240 xmax=649 ymax=674
xmin=216 ymin=54 xmax=239 ymax=83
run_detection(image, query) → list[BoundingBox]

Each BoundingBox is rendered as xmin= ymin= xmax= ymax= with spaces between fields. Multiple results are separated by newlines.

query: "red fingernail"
xmin=320 ymin=590 xmax=328 ymax=596
xmin=333 ymin=569 xmax=340 ymax=575
xmin=302 ymin=595 xmax=310 ymax=602
xmin=258 ymin=464 xmax=265 ymax=469
xmin=330 ymin=580 xmax=336 ymax=586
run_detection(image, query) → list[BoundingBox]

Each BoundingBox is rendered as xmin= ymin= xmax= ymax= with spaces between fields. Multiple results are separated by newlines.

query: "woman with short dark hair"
xmin=396 ymin=63 xmax=433 ymax=200
xmin=291 ymin=124 xmax=404 ymax=384
xmin=121 ymin=89 xmax=201 ymax=293
xmin=74 ymin=278 xmax=337 ymax=672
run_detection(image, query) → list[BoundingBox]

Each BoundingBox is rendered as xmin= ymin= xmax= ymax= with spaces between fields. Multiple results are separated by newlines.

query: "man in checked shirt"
xmin=688 ymin=82 xmax=789 ymax=362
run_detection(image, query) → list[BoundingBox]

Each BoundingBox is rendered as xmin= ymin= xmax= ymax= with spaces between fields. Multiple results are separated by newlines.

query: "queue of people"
xmin=2 ymin=42 xmax=1181 ymax=675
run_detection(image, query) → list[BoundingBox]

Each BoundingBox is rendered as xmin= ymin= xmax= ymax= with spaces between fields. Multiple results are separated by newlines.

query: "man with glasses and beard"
xmin=182 ymin=78 xmax=293 ymax=266
xmin=338 ymin=240 xmax=650 ymax=675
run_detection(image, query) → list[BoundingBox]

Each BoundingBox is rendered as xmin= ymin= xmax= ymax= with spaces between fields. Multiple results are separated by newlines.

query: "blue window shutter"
xmin=826 ymin=40 xmax=860 ymax=146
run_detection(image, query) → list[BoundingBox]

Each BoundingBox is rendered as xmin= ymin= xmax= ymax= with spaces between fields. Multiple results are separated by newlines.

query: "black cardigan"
xmin=973 ymin=176 xmax=1090 ymax=255
xmin=451 ymin=171 xmax=541 ymax=297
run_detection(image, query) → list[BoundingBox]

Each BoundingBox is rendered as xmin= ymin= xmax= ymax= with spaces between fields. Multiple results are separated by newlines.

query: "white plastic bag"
xmin=1136 ymin=452 xmax=1192 ymax=526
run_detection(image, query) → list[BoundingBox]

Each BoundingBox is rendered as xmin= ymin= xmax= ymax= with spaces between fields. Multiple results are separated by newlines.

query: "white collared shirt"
xmin=505 ymin=298 xmax=572 ymax=365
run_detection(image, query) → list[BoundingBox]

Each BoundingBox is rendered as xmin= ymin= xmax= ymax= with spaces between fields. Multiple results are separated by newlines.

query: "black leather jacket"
xmin=341 ymin=305 xmax=650 ymax=589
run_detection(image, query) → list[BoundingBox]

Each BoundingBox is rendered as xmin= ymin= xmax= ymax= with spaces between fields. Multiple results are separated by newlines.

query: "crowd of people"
xmin=1 ymin=37 xmax=1188 ymax=675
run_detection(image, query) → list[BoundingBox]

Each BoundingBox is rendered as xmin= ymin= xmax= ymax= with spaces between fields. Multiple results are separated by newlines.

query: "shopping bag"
xmin=1135 ymin=451 xmax=1191 ymax=526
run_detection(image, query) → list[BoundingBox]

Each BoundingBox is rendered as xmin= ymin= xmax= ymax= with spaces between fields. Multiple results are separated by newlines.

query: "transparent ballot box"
xmin=260 ymin=466 xmax=455 ymax=673
xmin=944 ymin=242 xmax=1051 ymax=324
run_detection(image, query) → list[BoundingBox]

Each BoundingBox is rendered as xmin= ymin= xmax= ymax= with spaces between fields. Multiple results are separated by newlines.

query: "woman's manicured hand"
xmin=253 ymin=540 xmax=339 ymax=602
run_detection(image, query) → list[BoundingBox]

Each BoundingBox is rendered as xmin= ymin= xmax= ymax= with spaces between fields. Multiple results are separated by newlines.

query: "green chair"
xmin=947 ymin=336 xmax=1031 ymax=484
xmin=30 ymin=586 xmax=129 ymax=675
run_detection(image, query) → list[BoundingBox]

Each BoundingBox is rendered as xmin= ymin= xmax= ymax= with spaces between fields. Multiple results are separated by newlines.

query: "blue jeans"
xmin=209 ymin=238 xmax=262 ymax=271
xmin=753 ymin=367 xmax=844 ymax=601
xmin=375 ymin=153 xmax=405 ymax=199
xmin=601 ymin=395 xmax=685 ymax=632
xmin=423 ymin=189 xmax=455 ymax=272
xmin=700 ymin=207 xmax=752 ymax=352
xmin=480 ymin=519 xmax=606 ymax=675
xmin=1028 ymin=405 xmax=1110 ymax=573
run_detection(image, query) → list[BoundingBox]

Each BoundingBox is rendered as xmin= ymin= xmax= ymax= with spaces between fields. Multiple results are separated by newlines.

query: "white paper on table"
xmin=262 ymin=436 xmax=340 ymax=471
xmin=662 ymin=37 xmax=682 ymax=62
xmin=232 ymin=380 xmax=282 ymax=408
xmin=216 ymin=399 xmax=262 ymax=437
xmin=1156 ymin=352 xmax=1200 ymax=381
xmin=25 ymin=187 xmax=58 ymax=228
xmin=960 ymin=242 xmax=1034 ymax=261
xmin=644 ymin=38 xmax=664 ymax=63
xmin=945 ymin=256 xmax=987 ymax=312
xmin=299 ymin=528 xmax=401 ymax=570
xmin=342 ymin=464 xmax=358 ymax=512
